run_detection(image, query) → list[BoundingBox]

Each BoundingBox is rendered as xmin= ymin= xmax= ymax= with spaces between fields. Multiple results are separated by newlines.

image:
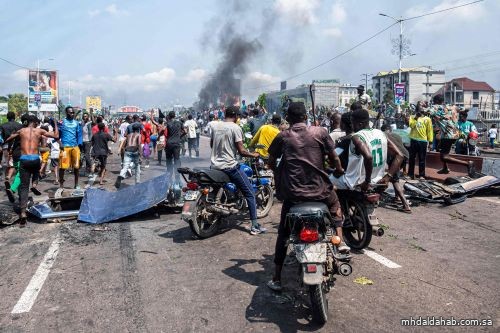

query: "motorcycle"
xmin=337 ymin=186 xmax=386 ymax=250
xmin=286 ymin=202 xmax=352 ymax=324
xmin=177 ymin=159 xmax=274 ymax=238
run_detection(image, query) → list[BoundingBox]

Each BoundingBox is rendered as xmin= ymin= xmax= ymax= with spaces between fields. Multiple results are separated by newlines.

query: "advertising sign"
xmin=394 ymin=83 xmax=405 ymax=105
xmin=0 ymin=103 xmax=8 ymax=115
xmin=86 ymin=96 xmax=102 ymax=112
xmin=28 ymin=70 xmax=58 ymax=112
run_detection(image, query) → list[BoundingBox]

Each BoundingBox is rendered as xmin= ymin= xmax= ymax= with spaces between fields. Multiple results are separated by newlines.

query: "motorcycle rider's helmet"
xmin=468 ymin=131 xmax=479 ymax=145
xmin=239 ymin=164 xmax=253 ymax=178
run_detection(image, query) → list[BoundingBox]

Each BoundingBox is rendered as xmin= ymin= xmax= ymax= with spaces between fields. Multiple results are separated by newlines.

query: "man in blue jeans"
xmin=210 ymin=105 xmax=266 ymax=235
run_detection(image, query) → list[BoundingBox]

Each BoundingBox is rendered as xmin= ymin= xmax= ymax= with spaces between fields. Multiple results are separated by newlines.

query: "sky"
xmin=0 ymin=0 xmax=499 ymax=109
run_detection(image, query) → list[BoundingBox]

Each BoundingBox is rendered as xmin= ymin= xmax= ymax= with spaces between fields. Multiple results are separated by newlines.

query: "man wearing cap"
xmin=356 ymin=85 xmax=371 ymax=110
xmin=249 ymin=114 xmax=282 ymax=159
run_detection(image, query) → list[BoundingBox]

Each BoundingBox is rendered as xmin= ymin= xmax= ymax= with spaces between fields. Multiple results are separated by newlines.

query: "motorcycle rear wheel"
xmin=342 ymin=199 xmax=372 ymax=249
xmin=309 ymin=283 xmax=329 ymax=325
xmin=188 ymin=196 xmax=222 ymax=239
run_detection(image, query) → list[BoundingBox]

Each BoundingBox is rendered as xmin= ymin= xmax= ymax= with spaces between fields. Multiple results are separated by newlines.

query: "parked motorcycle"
xmin=337 ymin=187 xmax=386 ymax=250
xmin=286 ymin=202 xmax=352 ymax=324
xmin=178 ymin=160 xmax=274 ymax=238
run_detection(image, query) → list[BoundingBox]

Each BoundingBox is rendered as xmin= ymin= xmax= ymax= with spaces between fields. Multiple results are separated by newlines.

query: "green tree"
xmin=366 ymin=89 xmax=373 ymax=98
xmin=257 ymin=93 xmax=267 ymax=108
xmin=7 ymin=93 xmax=28 ymax=117
xmin=0 ymin=96 xmax=8 ymax=103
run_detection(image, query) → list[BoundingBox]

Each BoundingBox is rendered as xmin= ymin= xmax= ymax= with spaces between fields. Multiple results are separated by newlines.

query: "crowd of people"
xmin=0 ymin=92 xmax=496 ymax=232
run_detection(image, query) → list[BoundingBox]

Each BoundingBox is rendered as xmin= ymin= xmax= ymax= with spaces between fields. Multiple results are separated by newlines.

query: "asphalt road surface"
xmin=0 ymin=136 xmax=499 ymax=333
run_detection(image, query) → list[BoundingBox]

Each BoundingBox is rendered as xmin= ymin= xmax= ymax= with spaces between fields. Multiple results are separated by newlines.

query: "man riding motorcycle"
xmin=455 ymin=110 xmax=478 ymax=155
xmin=266 ymin=102 xmax=347 ymax=292
xmin=330 ymin=107 xmax=404 ymax=192
xmin=210 ymin=105 xmax=266 ymax=235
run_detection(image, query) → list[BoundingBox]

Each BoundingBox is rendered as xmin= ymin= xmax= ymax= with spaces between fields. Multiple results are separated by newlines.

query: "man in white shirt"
xmin=330 ymin=108 xmax=403 ymax=191
xmin=118 ymin=116 xmax=131 ymax=164
xmin=184 ymin=114 xmax=198 ymax=158
xmin=356 ymin=85 xmax=371 ymax=110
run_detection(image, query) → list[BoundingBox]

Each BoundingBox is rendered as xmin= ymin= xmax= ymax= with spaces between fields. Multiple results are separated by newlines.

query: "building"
xmin=372 ymin=66 xmax=445 ymax=104
xmin=265 ymin=79 xmax=342 ymax=114
xmin=338 ymin=84 xmax=359 ymax=107
xmin=435 ymin=77 xmax=495 ymax=110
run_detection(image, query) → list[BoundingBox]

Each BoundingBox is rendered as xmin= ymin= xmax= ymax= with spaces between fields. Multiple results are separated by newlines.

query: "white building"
xmin=436 ymin=77 xmax=495 ymax=110
xmin=338 ymin=84 xmax=359 ymax=107
xmin=372 ymin=66 xmax=445 ymax=104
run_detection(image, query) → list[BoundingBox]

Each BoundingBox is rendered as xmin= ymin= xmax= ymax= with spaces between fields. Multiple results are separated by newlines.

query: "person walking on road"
xmin=81 ymin=111 xmax=94 ymax=175
xmin=5 ymin=115 xmax=59 ymax=227
xmin=184 ymin=114 xmax=199 ymax=158
xmin=488 ymin=124 xmax=497 ymax=149
xmin=1 ymin=111 xmax=23 ymax=188
xmin=58 ymin=106 xmax=83 ymax=189
xmin=115 ymin=123 xmax=142 ymax=188
xmin=407 ymin=102 xmax=433 ymax=179
xmin=165 ymin=111 xmax=184 ymax=183
xmin=91 ymin=123 xmax=115 ymax=186
xmin=210 ymin=106 xmax=265 ymax=235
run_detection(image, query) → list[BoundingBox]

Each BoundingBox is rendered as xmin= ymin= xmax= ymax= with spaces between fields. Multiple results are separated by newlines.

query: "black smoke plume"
xmin=198 ymin=35 xmax=261 ymax=109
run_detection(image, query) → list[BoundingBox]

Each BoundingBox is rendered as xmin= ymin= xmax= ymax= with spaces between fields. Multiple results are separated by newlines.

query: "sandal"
xmin=31 ymin=187 xmax=42 ymax=196
xmin=436 ymin=168 xmax=450 ymax=174
xmin=398 ymin=207 xmax=412 ymax=214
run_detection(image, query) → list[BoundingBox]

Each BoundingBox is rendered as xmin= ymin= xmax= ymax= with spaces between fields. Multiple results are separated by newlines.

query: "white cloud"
xmin=105 ymin=4 xmax=118 ymax=15
xmin=88 ymin=3 xmax=129 ymax=18
xmin=88 ymin=9 xmax=101 ymax=17
xmin=73 ymin=67 xmax=176 ymax=92
xmin=323 ymin=27 xmax=342 ymax=38
xmin=183 ymin=68 xmax=207 ymax=82
xmin=405 ymin=0 xmax=486 ymax=32
xmin=274 ymin=0 xmax=320 ymax=25
xmin=12 ymin=69 xmax=27 ymax=81
xmin=330 ymin=1 xmax=346 ymax=23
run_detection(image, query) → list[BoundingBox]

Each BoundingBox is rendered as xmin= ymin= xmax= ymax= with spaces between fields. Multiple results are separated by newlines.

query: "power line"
xmin=246 ymin=22 xmax=398 ymax=90
xmin=0 ymin=57 xmax=31 ymax=70
xmin=446 ymin=59 xmax=500 ymax=72
xmin=426 ymin=50 xmax=500 ymax=67
xmin=246 ymin=0 xmax=485 ymax=92
xmin=403 ymin=0 xmax=484 ymax=21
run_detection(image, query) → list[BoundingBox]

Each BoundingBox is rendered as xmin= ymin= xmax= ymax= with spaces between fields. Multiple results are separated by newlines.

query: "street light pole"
xmin=379 ymin=13 xmax=404 ymax=83
xmin=398 ymin=17 xmax=403 ymax=84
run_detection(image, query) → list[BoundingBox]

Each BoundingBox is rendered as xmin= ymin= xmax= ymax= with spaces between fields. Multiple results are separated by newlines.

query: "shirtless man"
xmin=115 ymin=123 xmax=142 ymax=188
xmin=5 ymin=115 xmax=59 ymax=227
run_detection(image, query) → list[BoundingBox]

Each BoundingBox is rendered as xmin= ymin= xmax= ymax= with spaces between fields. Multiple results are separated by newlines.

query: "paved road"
xmin=0 ymin=136 xmax=499 ymax=332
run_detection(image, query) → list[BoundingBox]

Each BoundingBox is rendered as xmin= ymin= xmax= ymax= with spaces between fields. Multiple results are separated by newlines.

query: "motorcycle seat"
xmin=193 ymin=168 xmax=230 ymax=183
xmin=289 ymin=202 xmax=330 ymax=217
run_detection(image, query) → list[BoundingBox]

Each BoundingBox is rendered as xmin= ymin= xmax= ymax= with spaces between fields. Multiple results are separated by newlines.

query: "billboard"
xmin=28 ymin=70 xmax=58 ymax=112
xmin=86 ymin=96 xmax=102 ymax=112
xmin=394 ymin=83 xmax=405 ymax=105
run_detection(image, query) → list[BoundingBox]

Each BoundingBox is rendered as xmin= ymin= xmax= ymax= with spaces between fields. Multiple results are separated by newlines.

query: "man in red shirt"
xmin=141 ymin=115 xmax=152 ymax=168
xmin=91 ymin=116 xmax=109 ymax=135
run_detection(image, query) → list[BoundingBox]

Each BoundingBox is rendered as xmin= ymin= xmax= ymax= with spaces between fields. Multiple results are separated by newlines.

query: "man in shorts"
xmin=58 ymin=106 xmax=83 ymax=189
xmin=91 ymin=122 xmax=115 ymax=185
xmin=429 ymin=95 xmax=475 ymax=176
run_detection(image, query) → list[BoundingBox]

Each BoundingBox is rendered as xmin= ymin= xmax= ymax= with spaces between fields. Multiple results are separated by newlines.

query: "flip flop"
xmin=397 ymin=207 xmax=412 ymax=214
xmin=30 ymin=187 xmax=42 ymax=196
